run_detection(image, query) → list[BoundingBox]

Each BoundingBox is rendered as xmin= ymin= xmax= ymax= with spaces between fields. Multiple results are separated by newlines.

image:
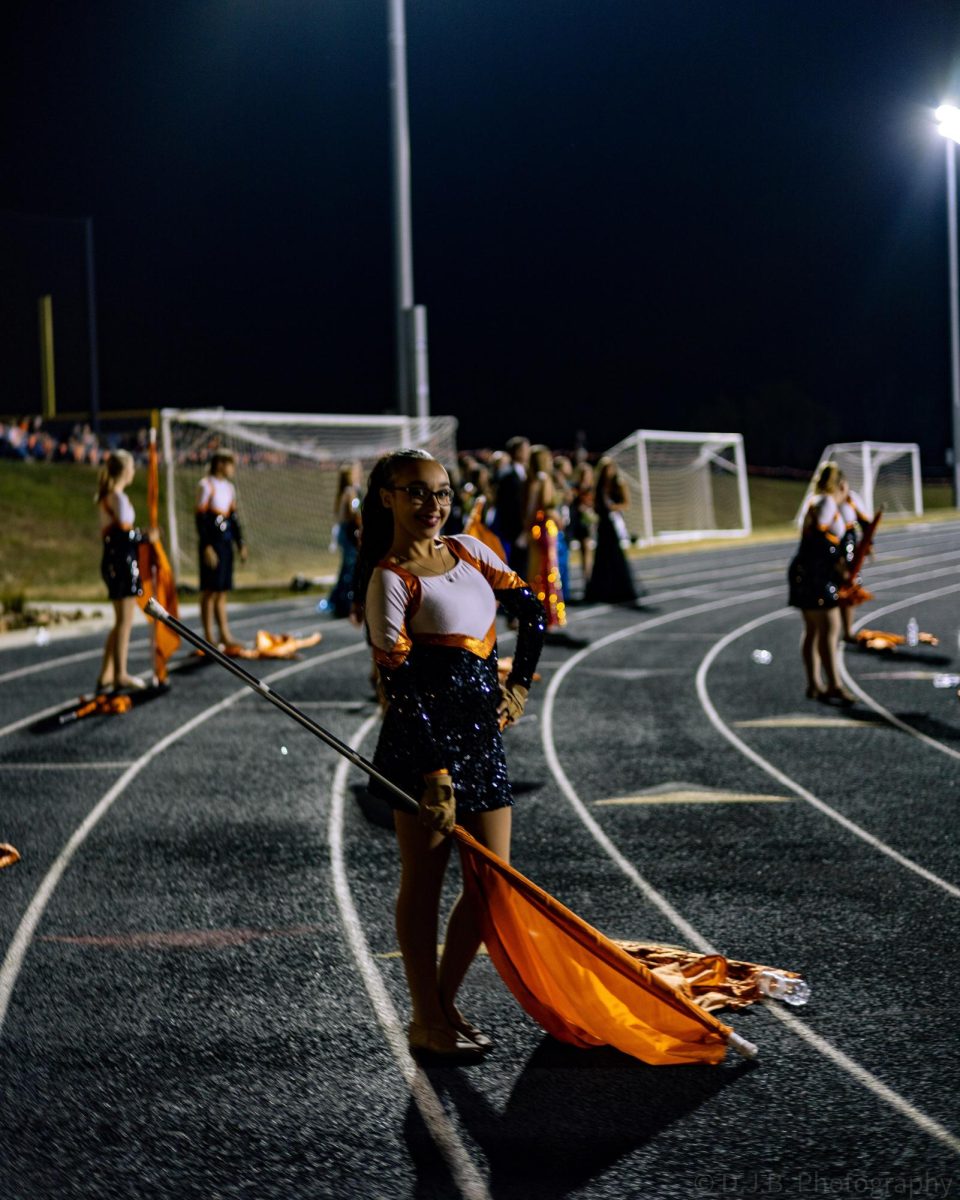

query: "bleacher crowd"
xmin=0 ymin=416 xmax=149 ymax=465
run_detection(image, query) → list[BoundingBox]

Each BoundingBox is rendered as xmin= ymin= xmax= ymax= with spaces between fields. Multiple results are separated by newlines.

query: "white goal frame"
xmin=604 ymin=429 xmax=752 ymax=547
xmin=159 ymin=408 xmax=458 ymax=585
xmin=795 ymin=441 xmax=923 ymax=524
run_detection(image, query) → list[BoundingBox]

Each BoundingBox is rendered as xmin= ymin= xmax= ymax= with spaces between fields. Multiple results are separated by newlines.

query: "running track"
xmin=1 ymin=520 xmax=958 ymax=1199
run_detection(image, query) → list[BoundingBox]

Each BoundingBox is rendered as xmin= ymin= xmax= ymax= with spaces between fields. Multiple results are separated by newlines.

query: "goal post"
xmin=159 ymin=409 xmax=458 ymax=587
xmin=795 ymin=442 xmax=923 ymax=523
xmin=603 ymin=429 xmax=752 ymax=547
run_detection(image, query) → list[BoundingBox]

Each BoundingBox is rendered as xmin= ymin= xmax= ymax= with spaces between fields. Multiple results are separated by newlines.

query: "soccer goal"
xmin=795 ymin=442 xmax=923 ymax=523
xmin=603 ymin=429 xmax=752 ymax=546
xmin=159 ymin=409 xmax=459 ymax=587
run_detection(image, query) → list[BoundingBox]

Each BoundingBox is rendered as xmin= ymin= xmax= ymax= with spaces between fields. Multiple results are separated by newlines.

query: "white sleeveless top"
xmin=196 ymin=476 xmax=237 ymax=515
xmin=99 ymin=490 xmax=135 ymax=534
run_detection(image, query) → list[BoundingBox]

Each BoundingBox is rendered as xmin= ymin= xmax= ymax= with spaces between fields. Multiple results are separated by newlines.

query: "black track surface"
xmin=1 ymin=523 xmax=958 ymax=1200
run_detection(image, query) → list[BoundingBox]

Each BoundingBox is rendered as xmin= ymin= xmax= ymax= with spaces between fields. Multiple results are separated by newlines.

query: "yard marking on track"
xmin=328 ymin=715 xmax=491 ymax=1200
xmin=0 ymin=640 xmax=367 ymax=1038
xmin=541 ymin=582 xmax=960 ymax=1156
xmin=841 ymin=581 xmax=960 ymax=764
xmin=696 ymin=606 xmax=960 ymax=899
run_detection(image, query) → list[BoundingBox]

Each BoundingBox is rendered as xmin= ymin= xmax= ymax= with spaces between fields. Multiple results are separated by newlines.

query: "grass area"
xmin=1 ymin=461 xmax=956 ymax=602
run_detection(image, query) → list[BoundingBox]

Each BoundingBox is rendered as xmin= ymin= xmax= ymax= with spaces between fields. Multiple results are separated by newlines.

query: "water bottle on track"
xmin=758 ymin=970 xmax=811 ymax=1006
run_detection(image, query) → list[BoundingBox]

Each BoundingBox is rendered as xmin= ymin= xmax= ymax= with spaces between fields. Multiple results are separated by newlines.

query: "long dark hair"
xmin=353 ymin=449 xmax=436 ymax=615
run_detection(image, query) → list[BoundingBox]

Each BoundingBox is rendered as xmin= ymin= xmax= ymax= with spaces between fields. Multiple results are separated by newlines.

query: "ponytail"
xmin=353 ymin=449 xmax=435 ymax=616
xmin=95 ymin=449 xmax=134 ymax=503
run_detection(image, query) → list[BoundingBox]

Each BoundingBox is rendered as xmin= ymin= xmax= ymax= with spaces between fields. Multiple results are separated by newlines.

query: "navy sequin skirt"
xmin=371 ymin=645 xmax=512 ymax=814
xmin=200 ymin=531 xmax=234 ymax=592
xmin=101 ymin=530 xmax=142 ymax=600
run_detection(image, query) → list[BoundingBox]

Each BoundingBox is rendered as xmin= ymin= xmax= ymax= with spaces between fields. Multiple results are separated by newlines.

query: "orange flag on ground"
xmin=455 ymin=828 xmax=738 ymax=1066
xmin=137 ymin=430 xmax=180 ymax=682
xmin=0 ymin=844 xmax=21 ymax=870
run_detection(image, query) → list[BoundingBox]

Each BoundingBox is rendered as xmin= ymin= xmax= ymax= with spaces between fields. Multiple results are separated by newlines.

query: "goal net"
xmin=160 ymin=409 xmax=459 ymax=587
xmin=795 ymin=442 xmax=923 ymax=524
xmin=604 ymin=430 xmax=752 ymax=546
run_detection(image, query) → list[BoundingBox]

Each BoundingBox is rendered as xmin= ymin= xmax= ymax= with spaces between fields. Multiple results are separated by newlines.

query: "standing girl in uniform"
xmin=356 ymin=450 xmax=545 ymax=1061
xmin=96 ymin=449 xmax=152 ymax=692
xmin=196 ymin=448 xmax=247 ymax=652
xmin=788 ymin=462 xmax=856 ymax=704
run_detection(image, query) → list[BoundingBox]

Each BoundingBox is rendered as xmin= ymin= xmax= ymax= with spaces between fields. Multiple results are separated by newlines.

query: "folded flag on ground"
xmin=225 ymin=630 xmax=323 ymax=660
xmin=0 ymin=844 xmax=21 ymax=870
xmin=856 ymin=628 xmax=938 ymax=650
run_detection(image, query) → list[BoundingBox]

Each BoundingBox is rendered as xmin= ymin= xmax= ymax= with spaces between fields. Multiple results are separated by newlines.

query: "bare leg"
xmin=201 ymin=591 xmax=216 ymax=644
xmin=112 ymin=597 xmax=137 ymax=684
xmin=394 ymin=811 xmax=454 ymax=1029
xmin=816 ymin=607 xmax=847 ymax=693
xmin=800 ymin=611 xmax=822 ymax=695
xmin=438 ymin=806 xmax=512 ymax=1019
xmin=840 ymin=603 xmax=853 ymax=641
xmin=214 ymin=592 xmax=235 ymax=645
xmin=98 ymin=620 xmax=118 ymax=688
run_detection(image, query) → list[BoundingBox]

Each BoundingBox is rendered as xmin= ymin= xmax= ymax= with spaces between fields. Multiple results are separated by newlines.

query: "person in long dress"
xmin=524 ymin=444 xmax=567 ymax=629
xmin=584 ymin=457 xmax=638 ymax=604
xmin=327 ymin=460 xmax=362 ymax=618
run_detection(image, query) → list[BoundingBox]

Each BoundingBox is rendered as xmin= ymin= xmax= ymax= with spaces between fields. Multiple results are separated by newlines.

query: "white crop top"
xmin=366 ymin=534 xmax=523 ymax=669
xmin=99 ymin=491 xmax=135 ymax=533
xmin=196 ymin=476 xmax=237 ymax=515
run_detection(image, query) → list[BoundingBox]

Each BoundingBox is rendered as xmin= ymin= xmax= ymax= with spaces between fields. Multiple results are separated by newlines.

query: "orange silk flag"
xmin=454 ymin=827 xmax=734 ymax=1066
xmin=136 ymin=430 xmax=180 ymax=681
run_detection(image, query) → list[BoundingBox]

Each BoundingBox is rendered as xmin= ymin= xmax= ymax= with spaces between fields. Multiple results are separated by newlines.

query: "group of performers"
xmin=788 ymin=461 xmax=874 ymax=705
xmin=93 ymin=441 xmax=885 ymax=1060
xmin=324 ymin=437 xmax=644 ymax=636
xmin=96 ymin=447 xmax=245 ymax=692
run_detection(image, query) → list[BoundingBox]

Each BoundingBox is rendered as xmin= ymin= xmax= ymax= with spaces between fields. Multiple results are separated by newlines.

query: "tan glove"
xmin=497 ymin=681 xmax=529 ymax=730
xmin=420 ymin=770 xmax=455 ymax=834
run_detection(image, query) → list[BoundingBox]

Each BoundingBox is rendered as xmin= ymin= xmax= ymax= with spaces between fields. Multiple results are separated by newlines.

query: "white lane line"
xmin=0 ymin=641 xmax=367 ymax=1037
xmin=541 ymin=585 xmax=784 ymax=950
xmin=0 ymin=601 xmax=323 ymax=685
xmin=0 ymin=761 xmax=135 ymax=771
xmin=0 ymin=701 xmax=77 ymax=740
xmin=0 ymin=627 xmax=363 ymax=742
xmin=841 ymin=581 xmax=960 ymax=764
xmin=328 ymin=716 xmax=490 ymax=1200
xmin=764 ymin=1004 xmax=960 ymax=1155
xmin=541 ymin=591 xmax=960 ymax=1155
xmin=695 ymin=607 xmax=960 ymax=899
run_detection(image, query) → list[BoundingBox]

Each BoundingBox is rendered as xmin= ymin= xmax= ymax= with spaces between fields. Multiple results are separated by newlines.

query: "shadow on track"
xmin=403 ymin=1037 xmax=756 ymax=1199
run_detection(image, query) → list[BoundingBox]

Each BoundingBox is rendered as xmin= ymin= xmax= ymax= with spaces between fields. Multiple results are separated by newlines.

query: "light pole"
xmin=387 ymin=0 xmax=430 ymax=421
xmin=935 ymin=103 xmax=960 ymax=506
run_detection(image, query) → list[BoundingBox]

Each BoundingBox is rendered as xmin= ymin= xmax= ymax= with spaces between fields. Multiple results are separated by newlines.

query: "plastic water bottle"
xmin=933 ymin=674 xmax=960 ymax=688
xmin=906 ymin=617 xmax=919 ymax=648
xmin=758 ymin=970 xmax=811 ymax=1007
xmin=751 ymin=649 xmax=773 ymax=665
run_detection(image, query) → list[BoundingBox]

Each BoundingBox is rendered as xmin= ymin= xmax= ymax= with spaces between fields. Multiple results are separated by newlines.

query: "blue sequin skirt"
xmin=101 ymin=529 xmax=142 ymax=600
xmin=371 ymin=645 xmax=512 ymax=814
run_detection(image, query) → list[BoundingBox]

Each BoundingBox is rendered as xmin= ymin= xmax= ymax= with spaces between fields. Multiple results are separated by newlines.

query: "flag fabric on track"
xmin=455 ymin=827 xmax=734 ymax=1066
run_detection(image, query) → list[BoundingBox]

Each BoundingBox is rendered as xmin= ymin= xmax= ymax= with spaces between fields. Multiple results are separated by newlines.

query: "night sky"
xmin=3 ymin=1 xmax=960 ymax=469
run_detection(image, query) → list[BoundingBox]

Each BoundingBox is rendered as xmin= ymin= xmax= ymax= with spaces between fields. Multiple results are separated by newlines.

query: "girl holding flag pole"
xmin=355 ymin=450 xmax=546 ymax=1061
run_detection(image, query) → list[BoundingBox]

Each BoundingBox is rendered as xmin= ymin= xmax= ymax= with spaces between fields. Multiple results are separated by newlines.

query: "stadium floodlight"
xmin=936 ymin=102 xmax=960 ymax=504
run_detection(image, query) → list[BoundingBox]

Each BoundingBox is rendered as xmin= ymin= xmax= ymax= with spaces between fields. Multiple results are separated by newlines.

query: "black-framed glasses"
xmin=390 ymin=484 xmax=454 ymax=505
